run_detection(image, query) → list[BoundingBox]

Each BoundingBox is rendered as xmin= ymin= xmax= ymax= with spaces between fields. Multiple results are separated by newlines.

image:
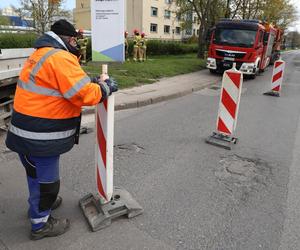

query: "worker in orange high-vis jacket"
xmin=5 ymin=19 xmax=118 ymax=241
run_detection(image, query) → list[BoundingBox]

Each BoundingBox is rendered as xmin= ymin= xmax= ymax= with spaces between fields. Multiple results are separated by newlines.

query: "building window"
xmin=185 ymin=29 xmax=192 ymax=35
xmin=150 ymin=23 xmax=158 ymax=33
xmin=164 ymin=10 xmax=171 ymax=19
xmin=193 ymin=29 xmax=195 ymax=35
xmin=175 ymin=27 xmax=181 ymax=34
xmin=151 ymin=7 xmax=158 ymax=17
xmin=165 ymin=0 xmax=172 ymax=4
xmin=164 ymin=25 xmax=170 ymax=34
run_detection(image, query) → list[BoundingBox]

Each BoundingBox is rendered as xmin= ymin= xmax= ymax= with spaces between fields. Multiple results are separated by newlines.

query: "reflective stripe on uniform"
xmin=9 ymin=124 xmax=76 ymax=140
xmin=29 ymin=49 xmax=61 ymax=83
xmin=18 ymin=79 xmax=63 ymax=97
xmin=17 ymin=48 xmax=91 ymax=99
xmin=31 ymin=215 xmax=49 ymax=224
xmin=63 ymin=75 xmax=91 ymax=99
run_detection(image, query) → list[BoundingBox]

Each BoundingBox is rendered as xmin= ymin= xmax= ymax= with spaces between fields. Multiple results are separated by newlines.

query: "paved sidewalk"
xmin=83 ymin=69 xmax=220 ymax=114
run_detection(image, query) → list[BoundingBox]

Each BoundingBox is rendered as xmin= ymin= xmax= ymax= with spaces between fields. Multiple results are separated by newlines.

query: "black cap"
xmin=51 ymin=19 xmax=78 ymax=37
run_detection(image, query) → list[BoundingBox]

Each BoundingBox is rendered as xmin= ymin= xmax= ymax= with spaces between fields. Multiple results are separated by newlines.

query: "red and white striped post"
xmin=217 ymin=64 xmax=243 ymax=135
xmin=95 ymin=64 xmax=114 ymax=203
xmin=79 ymin=65 xmax=143 ymax=232
xmin=206 ymin=63 xmax=243 ymax=149
xmin=264 ymin=59 xmax=285 ymax=97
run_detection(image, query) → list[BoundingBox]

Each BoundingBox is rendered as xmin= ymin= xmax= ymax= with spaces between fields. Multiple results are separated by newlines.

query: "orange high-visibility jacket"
xmin=6 ymin=31 xmax=102 ymax=156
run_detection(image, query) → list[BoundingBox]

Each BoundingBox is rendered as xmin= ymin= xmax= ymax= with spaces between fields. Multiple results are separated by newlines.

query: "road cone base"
xmin=79 ymin=187 xmax=143 ymax=232
xmin=263 ymin=91 xmax=280 ymax=97
xmin=205 ymin=132 xmax=238 ymax=150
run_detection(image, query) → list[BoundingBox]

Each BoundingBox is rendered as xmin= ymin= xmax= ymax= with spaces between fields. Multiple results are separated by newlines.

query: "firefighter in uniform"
xmin=5 ymin=19 xmax=118 ymax=240
xmin=133 ymin=29 xmax=141 ymax=62
xmin=124 ymin=31 xmax=129 ymax=61
xmin=77 ymin=29 xmax=88 ymax=65
xmin=139 ymin=32 xmax=147 ymax=62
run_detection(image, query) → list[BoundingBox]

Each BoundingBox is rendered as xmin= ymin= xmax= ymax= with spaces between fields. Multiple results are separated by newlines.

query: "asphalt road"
xmin=1 ymin=50 xmax=300 ymax=250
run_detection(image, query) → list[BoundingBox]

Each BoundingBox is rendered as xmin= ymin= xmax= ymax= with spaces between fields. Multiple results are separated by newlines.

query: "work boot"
xmin=27 ymin=196 xmax=62 ymax=218
xmin=30 ymin=216 xmax=70 ymax=240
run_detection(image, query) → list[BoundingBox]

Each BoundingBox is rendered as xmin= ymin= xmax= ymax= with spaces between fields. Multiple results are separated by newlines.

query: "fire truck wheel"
xmin=249 ymin=74 xmax=256 ymax=79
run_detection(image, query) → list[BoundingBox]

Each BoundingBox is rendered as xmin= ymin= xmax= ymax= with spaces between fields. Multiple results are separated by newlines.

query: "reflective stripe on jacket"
xmin=6 ymin=32 xmax=102 ymax=156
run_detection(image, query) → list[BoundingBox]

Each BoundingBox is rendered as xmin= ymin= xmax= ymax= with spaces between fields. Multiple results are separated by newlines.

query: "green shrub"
xmin=0 ymin=33 xmax=37 ymax=48
xmin=126 ymin=39 xmax=197 ymax=56
xmin=146 ymin=40 xmax=198 ymax=55
xmin=184 ymin=35 xmax=199 ymax=44
xmin=87 ymin=39 xmax=196 ymax=61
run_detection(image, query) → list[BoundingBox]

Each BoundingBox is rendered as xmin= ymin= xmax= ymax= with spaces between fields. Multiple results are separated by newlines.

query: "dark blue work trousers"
xmin=19 ymin=154 xmax=60 ymax=231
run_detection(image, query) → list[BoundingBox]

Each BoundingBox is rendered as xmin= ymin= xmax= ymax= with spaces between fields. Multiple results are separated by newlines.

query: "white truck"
xmin=0 ymin=48 xmax=34 ymax=128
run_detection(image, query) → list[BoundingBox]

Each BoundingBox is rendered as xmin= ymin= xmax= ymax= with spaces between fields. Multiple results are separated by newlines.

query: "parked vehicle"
xmin=207 ymin=19 xmax=283 ymax=78
xmin=0 ymin=48 xmax=33 ymax=128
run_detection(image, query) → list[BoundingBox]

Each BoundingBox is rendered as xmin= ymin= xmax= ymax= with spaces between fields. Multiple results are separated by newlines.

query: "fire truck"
xmin=206 ymin=19 xmax=283 ymax=78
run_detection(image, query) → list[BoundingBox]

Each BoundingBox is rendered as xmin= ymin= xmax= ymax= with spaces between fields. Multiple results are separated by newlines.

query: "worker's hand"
xmin=91 ymin=74 xmax=110 ymax=84
xmin=104 ymin=78 xmax=118 ymax=93
xmin=101 ymin=73 xmax=109 ymax=82
xmin=98 ymin=78 xmax=118 ymax=102
xmin=91 ymin=76 xmax=101 ymax=84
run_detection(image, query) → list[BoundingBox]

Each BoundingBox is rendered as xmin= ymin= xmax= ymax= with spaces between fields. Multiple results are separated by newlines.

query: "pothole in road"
xmin=115 ymin=143 xmax=145 ymax=153
xmin=197 ymin=85 xmax=221 ymax=96
xmin=209 ymin=85 xmax=221 ymax=90
xmin=197 ymin=85 xmax=247 ymax=96
xmin=293 ymin=61 xmax=300 ymax=67
xmin=215 ymin=155 xmax=272 ymax=202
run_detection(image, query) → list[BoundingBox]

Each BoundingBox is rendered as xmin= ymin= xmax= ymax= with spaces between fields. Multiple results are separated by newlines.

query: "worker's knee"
xmin=39 ymin=180 xmax=60 ymax=211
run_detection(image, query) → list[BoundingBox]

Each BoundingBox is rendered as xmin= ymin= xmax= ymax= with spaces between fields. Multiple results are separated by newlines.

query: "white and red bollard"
xmin=264 ymin=59 xmax=285 ymax=97
xmin=206 ymin=63 xmax=243 ymax=150
xmin=79 ymin=65 xmax=143 ymax=232
xmin=95 ymin=64 xmax=114 ymax=203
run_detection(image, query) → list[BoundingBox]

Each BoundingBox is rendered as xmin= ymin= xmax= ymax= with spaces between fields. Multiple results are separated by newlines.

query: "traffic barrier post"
xmin=206 ymin=63 xmax=243 ymax=150
xmin=263 ymin=59 xmax=285 ymax=97
xmin=79 ymin=65 xmax=143 ymax=232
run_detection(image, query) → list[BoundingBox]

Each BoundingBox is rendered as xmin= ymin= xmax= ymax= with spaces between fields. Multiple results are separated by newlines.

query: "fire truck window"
xmin=263 ymin=32 xmax=269 ymax=45
xmin=258 ymin=31 xmax=264 ymax=44
xmin=215 ymin=29 xmax=257 ymax=48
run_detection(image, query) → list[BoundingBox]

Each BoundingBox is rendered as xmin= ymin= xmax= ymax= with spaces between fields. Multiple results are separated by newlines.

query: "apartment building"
xmin=73 ymin=0 xmax=200 ymax=40
xmin=127 ymin=0 xmax=182 ymax=40
xmin=73 ymin=0 xmax=91 ymax=30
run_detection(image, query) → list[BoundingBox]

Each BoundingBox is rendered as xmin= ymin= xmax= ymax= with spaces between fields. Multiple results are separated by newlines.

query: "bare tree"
xmin=176 ymin=0 xmax=226 ymax=58
xmin=14 ymin=0 xmax=71 ymax=34
xmin=258 ymin=0 xmax=297 ymax=30
xmin=228 ymin=0 xmax=296 ymax=28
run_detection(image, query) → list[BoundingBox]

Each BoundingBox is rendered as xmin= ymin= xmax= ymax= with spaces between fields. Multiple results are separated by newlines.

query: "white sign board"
xmin=91 ymin=0 xmax=125 ymax=62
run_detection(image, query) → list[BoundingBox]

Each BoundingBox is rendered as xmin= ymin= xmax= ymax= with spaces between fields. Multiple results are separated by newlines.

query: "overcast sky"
xmin=290 ymin=0 xmax=300 ymax=31
xmin=1 ymin=0 xmax=300 ymax=31
xmin=0 ymin=0 xmax=75 ymax=11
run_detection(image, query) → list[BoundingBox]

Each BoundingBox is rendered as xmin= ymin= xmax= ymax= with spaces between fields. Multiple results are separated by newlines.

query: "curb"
xmin=82 ymin=81 xmax=215 ymax=115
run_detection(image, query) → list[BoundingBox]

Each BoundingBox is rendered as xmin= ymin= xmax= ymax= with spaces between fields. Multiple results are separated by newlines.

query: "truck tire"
xmin=249 ymin=74 xmax=256 ymax=79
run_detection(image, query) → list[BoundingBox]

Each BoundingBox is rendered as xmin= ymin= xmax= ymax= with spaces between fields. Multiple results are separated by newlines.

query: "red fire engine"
xmin=207 ymin=19 xmax=283 ymax=79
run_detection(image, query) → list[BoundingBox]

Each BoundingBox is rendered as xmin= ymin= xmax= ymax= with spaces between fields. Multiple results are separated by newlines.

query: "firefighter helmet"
xmin=133 ymin=29 xmax=139 ymax=35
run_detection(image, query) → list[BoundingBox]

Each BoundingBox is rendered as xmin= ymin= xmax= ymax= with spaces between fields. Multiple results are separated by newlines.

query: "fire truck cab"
xmin=207 ymin=19 xmax=281 ymax=78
